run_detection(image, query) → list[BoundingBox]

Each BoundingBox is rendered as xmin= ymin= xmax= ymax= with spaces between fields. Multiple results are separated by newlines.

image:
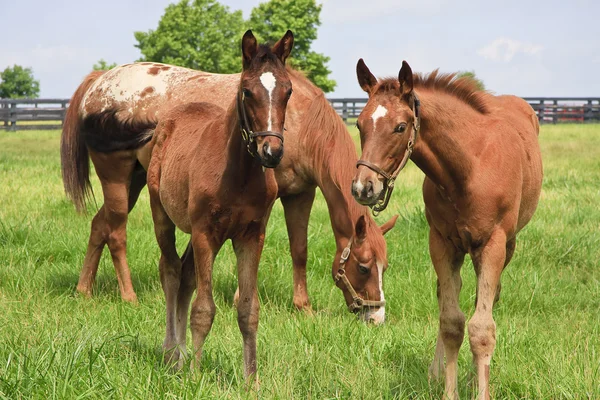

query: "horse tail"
xmin=61 ymin=70 xmax=105 ymax=213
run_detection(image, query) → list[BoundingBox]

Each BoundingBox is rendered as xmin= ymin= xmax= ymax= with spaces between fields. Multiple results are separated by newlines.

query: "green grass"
xmin=0 ymin=125 xmax=599 ymax=399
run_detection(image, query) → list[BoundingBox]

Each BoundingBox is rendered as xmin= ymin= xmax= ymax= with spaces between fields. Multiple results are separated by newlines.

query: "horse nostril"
xmin=263 ymin=142 xmax=272 ymax=157
xmin=366 ymin=180 xmax=374 ymax=198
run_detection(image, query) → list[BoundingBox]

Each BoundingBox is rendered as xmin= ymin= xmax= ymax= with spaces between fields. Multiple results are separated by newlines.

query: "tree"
xmin=134 ymin=0 xmax=244 ymax=73
xmin=456 ymin=70 xmax=485 ymax=91
xmin=93 ymin=59 xmax=118 ymax=71
xmin=134 ymin=0 xmax=335 ymax=92
xmin=0 ymin=65 xmax=40 ymax=99
xmin=248 ymin=0 xmax=335 ymax=92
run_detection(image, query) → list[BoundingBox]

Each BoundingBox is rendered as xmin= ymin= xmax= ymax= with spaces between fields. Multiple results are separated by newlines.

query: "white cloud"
xmin=478 ymin=37 xmax=543 ymax=62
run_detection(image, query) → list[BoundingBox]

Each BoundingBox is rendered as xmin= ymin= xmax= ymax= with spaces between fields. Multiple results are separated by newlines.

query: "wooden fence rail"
xmin=328 ymin=97 xmax=600 ymax=124
xmin=0 ymin=99 xmax=68 ymax=131
xmin=1 ymin=97 xmax=599 ymax=131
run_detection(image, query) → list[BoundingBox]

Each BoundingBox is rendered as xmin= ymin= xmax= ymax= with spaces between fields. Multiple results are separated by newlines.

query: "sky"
xmin=1 ymin=0 xmax=598 ymax=98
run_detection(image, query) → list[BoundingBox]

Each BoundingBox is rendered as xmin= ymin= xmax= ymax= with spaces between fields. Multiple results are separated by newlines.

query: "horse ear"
xmin=398 ymin=60 xmax=414 ymax=97
xmin=380 ymin=215 xmax=399 ymax=235
xmin=272 ymin=30 xmax=294 ymax=64
xmin=356 ymin=59 xmax=378 ymax=95
xmin=354 ymin=215 xmax=368 ymax=244
xmin=242 ymin=30 xmax=258 ymax=69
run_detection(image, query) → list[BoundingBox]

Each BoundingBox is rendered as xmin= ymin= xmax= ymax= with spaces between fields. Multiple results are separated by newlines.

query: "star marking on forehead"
xmin=371 ymin=104 xmax=388 ymax=129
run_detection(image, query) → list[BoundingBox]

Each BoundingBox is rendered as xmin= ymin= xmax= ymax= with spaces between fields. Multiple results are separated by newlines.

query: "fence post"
xmin=342 ymin=100 xmax=348 ymax=123
xmin=9 ymin=102 xmax=17 ymax=131
xmin=552 ymin=99 xmax=558 ymax=124
xmin=538 ymin=100 xmax=545 ymax=123
xmin=2 ymin=102 xmax=7 ymax=128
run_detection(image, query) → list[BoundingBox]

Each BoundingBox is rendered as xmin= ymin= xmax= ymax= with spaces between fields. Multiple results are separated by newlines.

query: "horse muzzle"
xmin=253 ymin=131 xmax=284 ymax=168
xmin=351 ymin=176 xmax=384 ymax=206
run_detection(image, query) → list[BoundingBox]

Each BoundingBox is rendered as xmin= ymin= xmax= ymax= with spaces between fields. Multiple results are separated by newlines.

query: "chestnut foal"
xmin=352 ymin=60 xmax=542 ymax=399
xmin=147 ymin=31 xmax=293 ymax=380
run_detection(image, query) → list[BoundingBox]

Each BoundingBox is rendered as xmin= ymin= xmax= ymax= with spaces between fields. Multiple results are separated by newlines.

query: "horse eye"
xmin=242 ymin=88 xmax=253 ymax=98
xmin=358 ymin=264 xmax=370 ymax=275
xmin=394 ymin=123 xmax=407 ymax=133
xmin=286 ymin=88 xmax=293 ymax=99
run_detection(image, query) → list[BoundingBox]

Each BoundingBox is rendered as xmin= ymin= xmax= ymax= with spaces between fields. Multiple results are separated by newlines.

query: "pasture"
xmin=0 ymin=124 xmax=598 ymax=398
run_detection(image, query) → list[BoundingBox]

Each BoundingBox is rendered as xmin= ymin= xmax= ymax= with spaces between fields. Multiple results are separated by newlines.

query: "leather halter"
xmin=356 ymin=93 xmax=421 ymax=216
xmin=236 ymin=90 xmax=285 ymax=158
xmin=334 ymin=237 xmax=386 ymax=312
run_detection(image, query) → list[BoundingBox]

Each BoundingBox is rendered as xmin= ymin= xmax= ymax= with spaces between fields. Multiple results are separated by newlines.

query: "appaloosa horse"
xmin=61 ymin=50 xmax=396 ymax=323
xmin=152 ymin=30 xmax=292 ymax=380
xmin=352 ymin=59 xmax=542 ymax=399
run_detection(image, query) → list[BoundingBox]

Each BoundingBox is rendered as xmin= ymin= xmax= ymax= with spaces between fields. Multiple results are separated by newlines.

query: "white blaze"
xmin=260 ymin=72 xmax=277 ymax=131
xmin=371 ymin=105 xmax=388 ymax=129
xmin=369 ymin=261 xmax=386 ymax=324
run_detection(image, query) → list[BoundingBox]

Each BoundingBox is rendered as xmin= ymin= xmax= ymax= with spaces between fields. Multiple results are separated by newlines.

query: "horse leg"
xmin=468 ymin=229 xmax=507 ymax=400
xmin=429 ymin=227 xmax=465 ymax=399
xmin=428 ymin=280 xmax=444 ymax=381
xmin=76 ymin=206 xmax=108 ymax=297
xmin=76 ymin=162 xmax=146 ymax=299
xmin=189 ymin=230 xmax=218 ymax=370
xmin=175 ymin=241 xmax=196 ymax=360
xmin=87 ymin=151 xmax=138 ymax=302
xmin=280 ymin=189 xmax=316 ymax=311
xmin=494 ymin=238 xmax=515 ymax=304
xmin=232 ymin=225 xmax=264 ymax=387
xmin=148 ymin=188 xmax=182 ymax=365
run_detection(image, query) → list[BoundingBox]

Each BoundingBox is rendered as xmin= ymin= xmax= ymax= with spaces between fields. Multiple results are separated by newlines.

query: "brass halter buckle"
xmin=355 ymin=93 xmax=420 ymax=216
xmin=334 ymin=238 xmax=386 ymax=312
xmin=236 ymin=90 xmax=284 ymax=157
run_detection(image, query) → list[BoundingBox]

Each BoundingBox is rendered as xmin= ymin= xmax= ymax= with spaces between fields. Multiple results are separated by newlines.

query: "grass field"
xmin=0 ymin=124 xmax=599 ymax=399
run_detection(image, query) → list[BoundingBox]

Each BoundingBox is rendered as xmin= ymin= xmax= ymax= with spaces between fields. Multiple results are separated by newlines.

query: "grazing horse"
xmin=148 ymin=30 xmax=292 ymax=379
xmin=61 ymin=53 xmax=396 ymax=323
xmin=351 ymin=59 xmax=542 ymax=399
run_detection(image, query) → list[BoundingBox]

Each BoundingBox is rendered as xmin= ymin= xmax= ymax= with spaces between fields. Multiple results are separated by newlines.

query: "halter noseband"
xmin=356 ymin=93 xmax=421 ymax=216
xmin=334 ymin=237 xmax=386 ymax=312
xmin=236 ymin=90 xmax=284 ymax=159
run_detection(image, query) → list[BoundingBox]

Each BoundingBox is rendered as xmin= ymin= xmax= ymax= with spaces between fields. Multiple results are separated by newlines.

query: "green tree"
xmin=248 ymin=0 xmax=335 ymax=92
xmin=134 ymin=0 xmax=244 ymax=73
xmin=93 ymin=59 xmax=118 ymax=71
xmin=456 ymin=70 xmax=485 ymax=91
xmin=0 ymin=65 xmax=40 ymax=99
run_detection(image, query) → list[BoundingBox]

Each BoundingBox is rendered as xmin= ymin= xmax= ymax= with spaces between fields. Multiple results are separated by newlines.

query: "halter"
xmin=236 ymin=90 xmax=284 ymax=159
xmin=334 ymin=237 xmax=386 ymax=312
xmin=356 ymin=93 xmax=421 ymax=216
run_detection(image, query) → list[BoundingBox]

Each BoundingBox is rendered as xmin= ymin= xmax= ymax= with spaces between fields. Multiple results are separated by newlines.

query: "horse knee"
xmin=106 ymin=229 xmax=126 ymax=253
xmin=467 ymin=314 xmax=496 ymax=358
xmin=440 ymin=311 xmax=466 ymax=348
xmin=190 ymin=299 xmax=216 ymax=333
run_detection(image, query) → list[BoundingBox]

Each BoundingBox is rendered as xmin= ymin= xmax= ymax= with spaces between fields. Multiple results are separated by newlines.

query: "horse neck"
xmin=224 ymin=92 xmax=263 ymax=176
xmin=308 ymin=116 xmax=377 ymax=250
xmin=411 ymin=90 xmax=478 ymax=197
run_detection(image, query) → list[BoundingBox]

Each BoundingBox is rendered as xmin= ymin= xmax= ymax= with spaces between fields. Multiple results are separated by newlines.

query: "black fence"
xmin=1 ymin=97 xmax=599 ymax=131
xmin=0 ymin=99 xmax=68 ymax=131
xmin=328 ymin=97 xmax=600 ymax=124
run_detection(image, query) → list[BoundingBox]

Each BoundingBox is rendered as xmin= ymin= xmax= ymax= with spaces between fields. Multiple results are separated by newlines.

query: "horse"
xmin=147 ymin=30 xmax=292 ymax=380
xmin=351 ymin=59 xmax=542 ymax=399
xmin=61 ymin=50 xmax=397 ymax=324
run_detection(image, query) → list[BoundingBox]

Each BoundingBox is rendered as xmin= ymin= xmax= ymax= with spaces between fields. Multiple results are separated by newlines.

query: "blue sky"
xmin=2 ymin=0 xmax=598 ymax=98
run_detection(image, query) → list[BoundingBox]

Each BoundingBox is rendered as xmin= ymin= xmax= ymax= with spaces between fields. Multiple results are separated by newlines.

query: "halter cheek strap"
xmin=236 ymin=90 xmax=284 ymax=158
xmin=333 ymin=237 xmax=386 ymax=312
xmin=356 ymin=93 xmax=421 ymax=216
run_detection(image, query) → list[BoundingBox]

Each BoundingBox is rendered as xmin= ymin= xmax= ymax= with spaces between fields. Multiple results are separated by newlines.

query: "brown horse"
xmin=148 ymin=30 xmax=292 ymax=379
xmin=352 ymin=60 xmax=542 ymax=399
xmin=61 ymin=54 xmax=396 ymax=322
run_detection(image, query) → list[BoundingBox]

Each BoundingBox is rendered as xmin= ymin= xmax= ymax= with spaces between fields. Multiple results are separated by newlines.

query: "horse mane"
xmin=376 ymin=70 xmax=490 ymax=114
xmin=294 ymin=73 xmax=387 ymax=257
